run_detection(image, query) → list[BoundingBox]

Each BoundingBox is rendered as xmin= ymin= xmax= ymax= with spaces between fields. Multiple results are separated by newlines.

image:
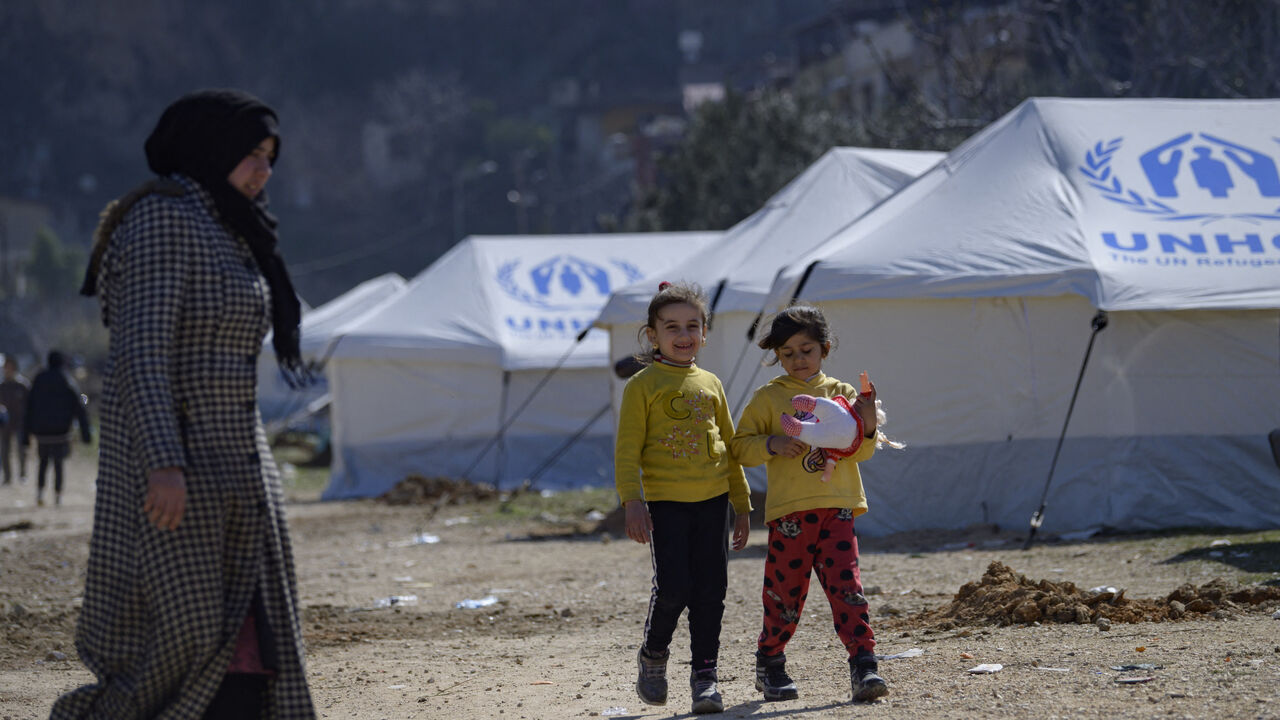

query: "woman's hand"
xmin=144 ymin=467 xmax=186 ymax=531
xmin=624 ymin=500 xmax=653 ymax=544
xmin=768 ymin=435 xmax=808 ymax=458
xmin=731 ymin=513 xmax=751 ymax=551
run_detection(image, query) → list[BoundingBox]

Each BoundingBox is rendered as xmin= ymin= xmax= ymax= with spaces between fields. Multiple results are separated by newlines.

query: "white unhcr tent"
xmin=594 ymin=147 xmax=943 ymax=412
xmin=766 ymin=98 xmax=1280 ymax=537
xmin=322 ymin=232 xmax=719 ymax=499
xmin=257 ymin=272 xmax=407 ymax=427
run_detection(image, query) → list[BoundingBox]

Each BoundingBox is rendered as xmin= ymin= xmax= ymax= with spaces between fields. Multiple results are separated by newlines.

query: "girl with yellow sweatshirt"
xmin=615 ymin=281 xmax=752 ymax=715
xmin=730 ymin=304 xmax=891 ymax=704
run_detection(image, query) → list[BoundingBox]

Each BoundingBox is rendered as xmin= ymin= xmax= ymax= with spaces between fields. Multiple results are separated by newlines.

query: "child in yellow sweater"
xmin=730 ymin=304 xmax=891 ymax=704
xmin=615 ymin=282 xmax=752 ymax=714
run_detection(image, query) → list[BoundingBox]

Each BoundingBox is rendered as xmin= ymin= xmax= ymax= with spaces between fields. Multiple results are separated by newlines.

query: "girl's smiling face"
xmin=647 ymin=302 xmax=705 ymax=364
xmin=776 ymin=331 xmax=828 ymax=381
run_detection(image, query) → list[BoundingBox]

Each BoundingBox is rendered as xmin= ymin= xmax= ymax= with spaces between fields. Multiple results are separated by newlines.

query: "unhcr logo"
xmin=1080 ymin=134 xmax=1280 ymax=223
xmin=496 ymin=255 xmax=643 ymax=311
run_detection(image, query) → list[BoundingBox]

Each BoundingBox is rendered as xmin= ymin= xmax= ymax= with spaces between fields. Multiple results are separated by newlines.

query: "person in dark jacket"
xmin=0 ymin=355 xmax=29 ymax=485
xmin=23 ymin=350 xmax=91 ymax=506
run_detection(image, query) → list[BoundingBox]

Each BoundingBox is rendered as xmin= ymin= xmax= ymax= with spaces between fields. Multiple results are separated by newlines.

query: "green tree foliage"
xmin=636 ymin=90 xmax=869 ymax=231
xmin=25 ymin=226 xmax=82 ymax=303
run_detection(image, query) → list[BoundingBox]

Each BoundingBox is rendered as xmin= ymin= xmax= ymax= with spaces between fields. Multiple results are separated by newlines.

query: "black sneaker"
xmin=635 ymin=647 xmax=668 ymax=706
xmin=689 ymin=668 xmax=723 ymax=714
xmin=850 ymin=654 xmax=888 ymax=702
xmin=755 ymin=652 xmax=799 ymax=701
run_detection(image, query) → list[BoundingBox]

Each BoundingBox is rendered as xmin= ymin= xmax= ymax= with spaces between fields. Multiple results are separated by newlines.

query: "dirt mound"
xmin=910 ymin=561 xmax=1280 ymax=629
xmin=377 ymin=475 xmax=499 ymax=506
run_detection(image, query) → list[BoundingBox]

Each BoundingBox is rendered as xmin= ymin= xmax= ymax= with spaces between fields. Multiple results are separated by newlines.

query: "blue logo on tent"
xmin=497 ymin=255 xmax=644 ymax=310
xmin=1080 ymin=134 xmax=1280 ymax=223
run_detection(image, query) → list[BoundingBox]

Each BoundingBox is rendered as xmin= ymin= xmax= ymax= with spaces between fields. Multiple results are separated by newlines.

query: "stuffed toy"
xmin=779 ymin=372 xmax=877 ymax=481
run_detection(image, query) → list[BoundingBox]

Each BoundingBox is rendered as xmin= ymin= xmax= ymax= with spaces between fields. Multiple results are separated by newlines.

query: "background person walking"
xmin=0 ymin=355 xmax=29 ymax=486
xmin=22 ymin=351 xmax=90 ymax=506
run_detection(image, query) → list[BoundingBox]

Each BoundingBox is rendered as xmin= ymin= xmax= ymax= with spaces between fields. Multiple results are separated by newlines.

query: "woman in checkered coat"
xmin=53 ymin=90 xmax=315 ymax=719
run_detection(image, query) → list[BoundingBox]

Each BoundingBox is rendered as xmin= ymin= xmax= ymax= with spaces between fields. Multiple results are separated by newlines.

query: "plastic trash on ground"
xmin=455 ymin=595 xmax=500 ymax=609
xmin=601 ymin=707 xmax=628 ymax=716
xmin=878 ymin=648 xmax=924 ymax=660
xmin=375 ymin=595 xmax=418 ymax=608
xmin=967 ymin=664 xmax=1002 ymax=674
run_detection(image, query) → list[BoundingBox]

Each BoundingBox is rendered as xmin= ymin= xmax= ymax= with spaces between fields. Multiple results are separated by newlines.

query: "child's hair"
xmin=634 ymin=281 xmax=709 ymax=363
xmin=757 ymin=304 xmax=836 ymax=366
xmin=760 ymin=303 xmax=905 ymax=450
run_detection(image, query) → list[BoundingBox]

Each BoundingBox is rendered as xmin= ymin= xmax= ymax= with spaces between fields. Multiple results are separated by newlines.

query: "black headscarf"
xmin=90 ymin=89 xmax=307 ymax=383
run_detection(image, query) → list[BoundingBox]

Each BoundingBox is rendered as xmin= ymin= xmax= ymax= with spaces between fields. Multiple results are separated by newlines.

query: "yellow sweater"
xmin=614 ymin=362 xmax=751 ymax=515
xmin=731 ymin=373 xmax=875 ymax=522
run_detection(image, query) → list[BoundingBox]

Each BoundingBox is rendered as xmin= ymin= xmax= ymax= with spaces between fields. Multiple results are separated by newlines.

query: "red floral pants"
xmin=757 ymin=507 xmax=875 ymax=659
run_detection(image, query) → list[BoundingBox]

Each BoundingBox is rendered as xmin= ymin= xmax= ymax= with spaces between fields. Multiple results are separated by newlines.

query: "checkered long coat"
xmin=52 ymin=175 xmax=315 ymax=719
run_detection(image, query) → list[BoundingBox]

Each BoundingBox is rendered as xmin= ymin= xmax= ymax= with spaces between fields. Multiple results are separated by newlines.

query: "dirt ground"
xmin=2 ymin=453 xmax=1280 ymax=720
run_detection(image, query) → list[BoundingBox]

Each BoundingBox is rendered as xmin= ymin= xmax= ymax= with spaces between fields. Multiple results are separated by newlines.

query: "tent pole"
xmin=495 ymin=370 xmax=510 ymax=488
xmin=460 ymin=327 xmax=591 ymax=482
xmin=525 ymin=402 xmax=611 ymax=489
xmin=706 ymin=278 xmax=727 ymax=332
xmin=1024 ymin=310 xmax=1109 ymax=550
xmin=730 ymin=261 xmax=820 ymax=416
xmin=722 ymin=268 xmax=784 ymax=405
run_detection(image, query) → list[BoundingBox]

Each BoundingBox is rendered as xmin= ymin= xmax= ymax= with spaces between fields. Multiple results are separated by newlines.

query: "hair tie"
xmin=658 ymin=281 xmax=671 ymax=291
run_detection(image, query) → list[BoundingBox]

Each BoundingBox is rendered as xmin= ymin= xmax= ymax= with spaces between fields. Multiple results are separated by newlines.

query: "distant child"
xmin=730 ymin=304 xmax=896 ymax=704
xmin=615 ymin=281 xmax=752 ymax=715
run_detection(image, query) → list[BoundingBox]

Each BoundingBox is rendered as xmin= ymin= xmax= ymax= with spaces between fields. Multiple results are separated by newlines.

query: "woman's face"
xmin=227 ymin=136 xmax=277 ymax=199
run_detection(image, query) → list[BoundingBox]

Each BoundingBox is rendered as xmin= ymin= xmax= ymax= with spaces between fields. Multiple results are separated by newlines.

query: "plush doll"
xmin=779 ymin=372 xmax=883 ymax=481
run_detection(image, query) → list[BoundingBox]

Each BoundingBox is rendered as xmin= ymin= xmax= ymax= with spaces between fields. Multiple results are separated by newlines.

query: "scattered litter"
xmin=1032 ymin=666 xmax=1069 ymax=672
xmin=374 ymin=595 xmax=418 ymax=608
xmin=386 ymin=533 xmax=440 ymax=548
xmin=402 ymin=582 xmax=434 ymax=589
xmin=898 ymin=588 xmax=914 ymax=595
xmin=1111 ymin=664 xmax=1162 ymax=671
xmin=601 ymin=707 xmax=628 ymax=717
xmin=967 ymin=664 xmax=1002 ymax=674
xmin=455 ymin=595 xmax=500 ymax=609
xmin=1135 ymin=646 xmax=1146 ymax=652
xmin=1089 ymin=586 xmax=1120 ymax=595
xmin=540 ymin=489 xmax=554 ymax=498
xmin=1114 ymin=676 xmax=1154 ymax=684
xmin=959 ymin=652 xmax=974 ymax=659
xmin=585 ymin=510 xmax=606 ymax=522
xmin=877 ymin=648 xmax=924 ymax=660
xmin=531 ymin=680 xmax=555 ymax=685
xmin=388 ymin=684 xmax=407 ymax=689
xmin=1209 ymin=539 xmax=1232 ymax=547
